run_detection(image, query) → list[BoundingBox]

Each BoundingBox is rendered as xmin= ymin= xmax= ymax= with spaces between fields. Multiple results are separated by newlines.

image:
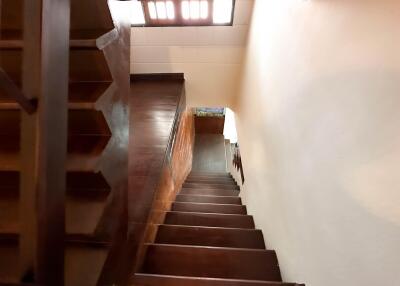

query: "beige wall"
xmin=130 ymin=0 xmax=253 ymax=108
xmin=235 ymin=0 xmax=400 ymax=285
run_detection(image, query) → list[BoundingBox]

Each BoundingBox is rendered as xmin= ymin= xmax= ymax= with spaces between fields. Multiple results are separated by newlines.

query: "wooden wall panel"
xmin=194 ymin=116 xmax=225 ymax=134
xmin=118 ymin=76 xmax=195 ymax=283
xmin=134 ymin=107 xmax=195 ymax=277
xmin=148 ymin=107 xmax=195 ymax=240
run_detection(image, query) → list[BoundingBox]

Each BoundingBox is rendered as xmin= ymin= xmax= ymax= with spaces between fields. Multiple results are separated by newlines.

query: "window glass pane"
xmin=213 ymin=0 xmax=233 ymax=24
xmin=166 ymin=1 xmax=175 ymax=19
xmin=148 ymin=1 xmax=157 ymax=19
xmin=200 ymin=0 xmax=208 ymax=19
xmin=131 ymin=1 xmax=145 ymax=24
xmin=182 ymin=1 xmax=190 ymax=19
xmin=190 ymin=0 xmax=200 ymax=20
xmin=156 ymin=1 xmax=167 ymax=19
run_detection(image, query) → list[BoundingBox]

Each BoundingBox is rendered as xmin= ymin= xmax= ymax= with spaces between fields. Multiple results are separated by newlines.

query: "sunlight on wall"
xmin=223 ymin=108 xmax=238 ymax=143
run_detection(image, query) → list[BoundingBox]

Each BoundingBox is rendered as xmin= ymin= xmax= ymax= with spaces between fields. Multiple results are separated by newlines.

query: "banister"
xmin=0 ymin=68 xmax=37 ymax=114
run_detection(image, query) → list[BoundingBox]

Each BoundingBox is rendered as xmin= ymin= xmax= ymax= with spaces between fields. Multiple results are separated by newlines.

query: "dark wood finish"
xmin=133 ymin=170 xmax=303 ymax=285
xmin=131 ymin=73 xmax=184 ymax=82
xmin=172 ymin=202 xmax=247 ymax=215
xmin=73 ymin=0 xmax=131 ymax=285
xmin=141 ymin=244 xmax=282 ymax=281
xmin=124 ymin=76 xmax=195 ymax=282
xmin=180 ymin=188 xmax=239 ymax=197
xmin=0 ymin=0 xmax=130 ymax=284
xmin=134 ymin=274 xmax=302 ymax=286
xmin=19 ymin=0 xmax=41 ymax=280
xmin=194 ymin=116 xmax=225 ymax=134
xmin=183 ymin=182 xmax=240 ymax=190
xmin=185 ymin=178 xmax=237 ymax=184
xmin=175 ymin=194 xmax=242 ymax=205
xmin=164 ymin=211 xmax=255 ymax=229
xmin=0 ymin=69 xmax=36 ymax=114
xmin=188 ymin=172 xmax=232 ymax=178
xmin=35 ymin=0 xmax=71 ymax=284
xmin=156 ymin=225 xmax=265 ymax=249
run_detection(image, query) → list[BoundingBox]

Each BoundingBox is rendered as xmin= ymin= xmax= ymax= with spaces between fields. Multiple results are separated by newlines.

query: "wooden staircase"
xmin=132 ymin=172 xmax=304 ymax=286
xmin=0 ymin=0 xmax=130 ymax=284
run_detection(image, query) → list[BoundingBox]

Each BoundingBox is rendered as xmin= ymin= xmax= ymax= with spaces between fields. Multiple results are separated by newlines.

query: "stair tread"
xmin=156 ymin=224 xmax=265 ymax=249
xmin=164 ymin=211 xmax=255 ymax=229
xmin=134 ymin=274 xmax=300 ymax=286
xmin=141 ymin=243 xmax=282 ymax=281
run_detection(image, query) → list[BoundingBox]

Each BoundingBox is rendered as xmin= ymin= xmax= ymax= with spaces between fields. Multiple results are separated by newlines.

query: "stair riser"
xmin=180 ymin=189 xmax=239 ymax=197
xmin=156 ymin=225 xmax=266 ymax=249
xmin=188 ymin=175 xmax=233 ymax=180
xmin=185 ymin=179 xmax=237 ymax=184
xmin=164 ymin=212 xmax=255 ymax=229
xmin=183 ymin=183 xmax=239 ymax=190
xmin=134 ymin=274 xmax=298 ymax=286
xmin=172 ymin=202 xmax=247 ymax=215
xmin=141 ymin=244 xmax=282 ymax=281
xmin=175 ymin=195 xmax=242 ymax=205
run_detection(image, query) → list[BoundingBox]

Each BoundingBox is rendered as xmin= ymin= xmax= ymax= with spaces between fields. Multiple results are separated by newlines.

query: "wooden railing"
xmin=0 ymin=0 xmax=131 ymax=285
xmin=0 ymin=69 xmax=37 ymax=114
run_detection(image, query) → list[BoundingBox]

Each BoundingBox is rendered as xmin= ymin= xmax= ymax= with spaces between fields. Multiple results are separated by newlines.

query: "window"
xmin=131 ymin=0 xmax=236 ymax=26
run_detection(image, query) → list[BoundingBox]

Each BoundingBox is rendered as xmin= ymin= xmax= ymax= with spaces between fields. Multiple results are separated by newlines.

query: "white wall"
xmin=130 ymin=0 xmax=253 ymax=108
xmin=235 ymin=0 xmax=400 ymax=285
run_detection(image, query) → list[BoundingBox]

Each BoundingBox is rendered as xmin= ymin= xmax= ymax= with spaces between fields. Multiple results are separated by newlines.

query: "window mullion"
xmin=174 ymin=0 xmax=183 ymax=25
xmin=208 ymin=0 xmax=214 ymax=25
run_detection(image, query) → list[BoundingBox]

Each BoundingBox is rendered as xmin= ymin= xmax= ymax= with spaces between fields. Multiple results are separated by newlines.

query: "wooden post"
xmin=20 ymin=0 xmax=70 ymax=284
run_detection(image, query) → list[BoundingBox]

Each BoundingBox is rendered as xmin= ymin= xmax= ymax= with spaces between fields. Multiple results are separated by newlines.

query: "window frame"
xmin=132 ymin=0 xmax=236 ymax=27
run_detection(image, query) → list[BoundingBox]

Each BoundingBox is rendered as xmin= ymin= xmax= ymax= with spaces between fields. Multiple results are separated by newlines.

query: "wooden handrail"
xmin=0 ymin=68 xmax=37 ymax=114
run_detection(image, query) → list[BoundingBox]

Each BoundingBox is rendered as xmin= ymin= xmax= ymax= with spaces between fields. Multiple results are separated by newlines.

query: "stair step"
xmin=186 ymin=179 xmax=235 ymax=184
xmin=164 ymin=212 xmax=255 ymax=229
xmin=134 ymin=274 xmax=301 ymax=286
xmin=175 ymin=195 xmax=242 ymax=205
xmin=180 ymin=188 xmax=239 ymax=197
xmin=141 ymin=244 xmax=282 ymax=281
xmin=189 ymin=172 xmax=231 ymax=177
xmin=156 ymin=225 xmax=265 ymax=249
xmin=172 ymin=202 xmax=246 ymax=215
xmin=188 ymin=174 xmax=232 ymax=180
xmin=183 ymin=183 xmax=239 ymax=190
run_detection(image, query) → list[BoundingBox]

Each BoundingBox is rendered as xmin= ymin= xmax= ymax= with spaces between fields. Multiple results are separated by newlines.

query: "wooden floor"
xmin=132 ymin=172 xmax=304 ymax=286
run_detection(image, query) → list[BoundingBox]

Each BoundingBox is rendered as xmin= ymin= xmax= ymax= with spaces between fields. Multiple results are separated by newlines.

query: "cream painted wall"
xmin=235 ymin=0 xmax=400 ymax=285
xmin=130 ymin=0 xmax=253 ymax=108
